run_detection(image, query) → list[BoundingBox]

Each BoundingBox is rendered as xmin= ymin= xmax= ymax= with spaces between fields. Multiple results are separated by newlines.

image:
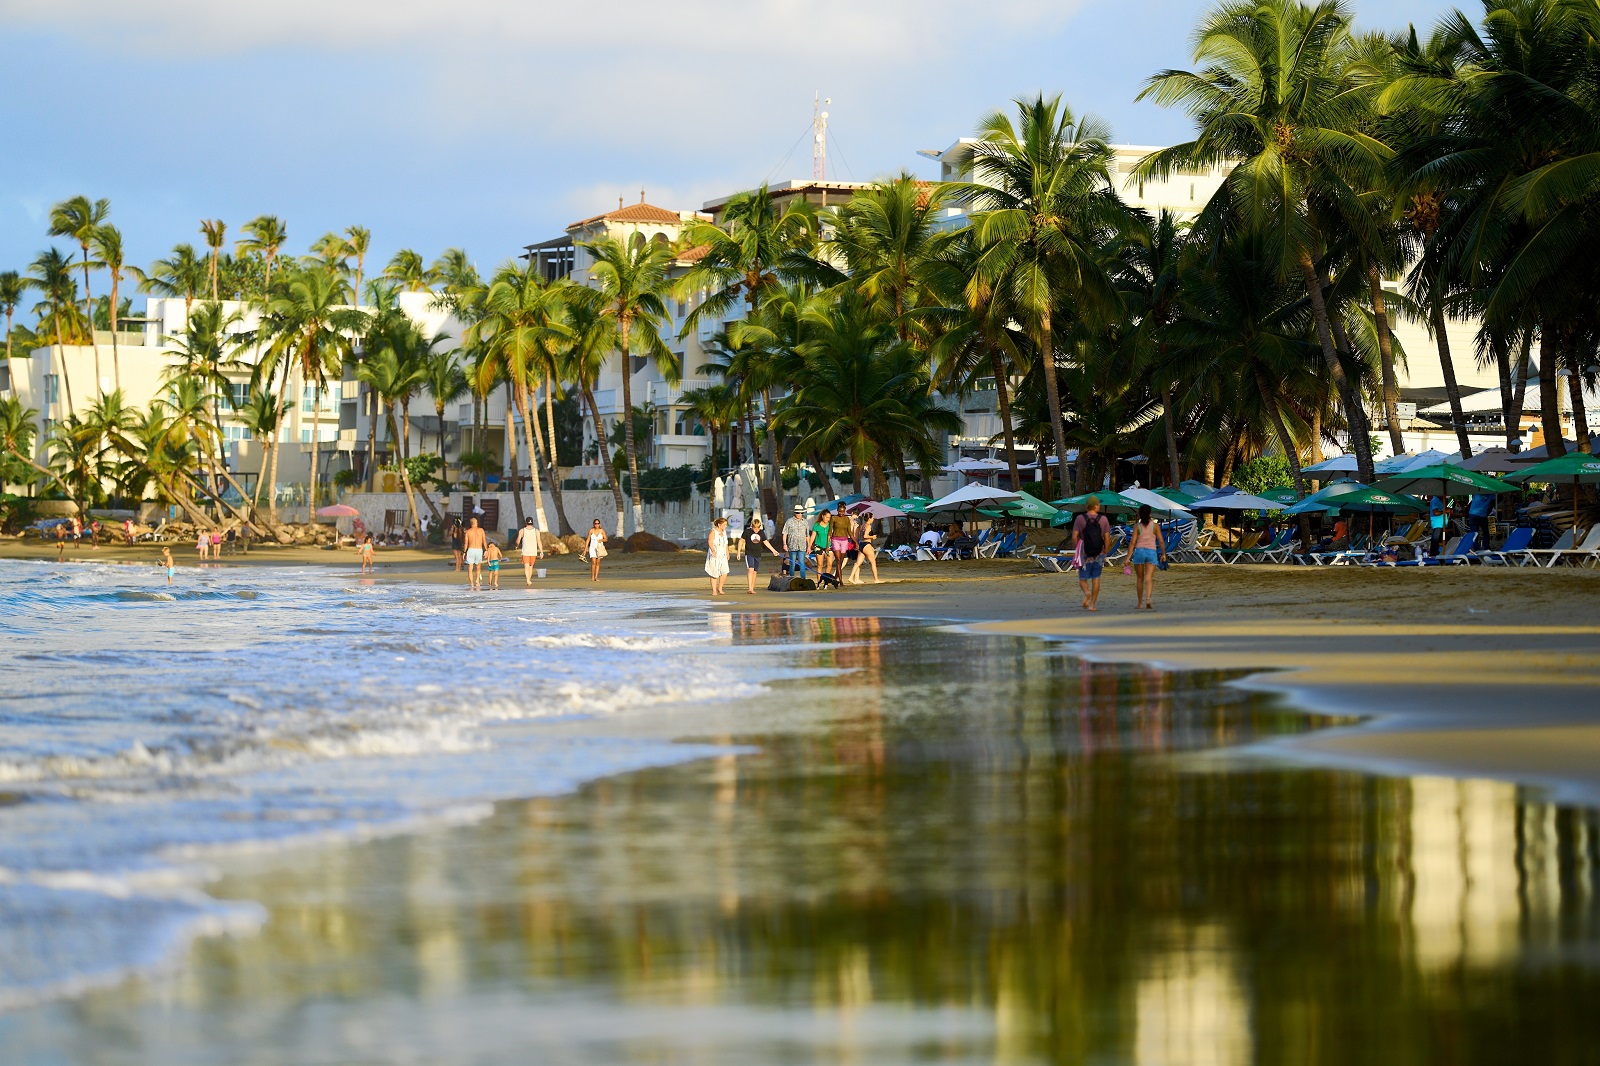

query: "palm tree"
xmin=235 ymin=386 xmax=289 ymax=515
xmin=345 ymin=226 xmax=371 ymax=305
xmin=383 ymin=249 xmax=432 ymax=292
xmin=471 ymin=261 xmax=576 ymax=535
xmin=955 ymin=93 xmax=1126 ymax=491
xmin=1138 ymin=0 xmax=1387 ymax=481
xmin=246 ymin=266 xmax=367 ymax=519
xmin=774 ymin=293 xmax=961 ymax=497
xmin=237 ymin=215 xmax=289 ymax=298
xmin=583 ymin=236 xmax=680 ymax=532
xmin=356 ymin=330 xmax=438 ymax=527
xmin=47 ymin=196 xmax=109 ymax=398
xmin=679 ymin=185 xmax=818 ymax=515
xmin=562 ymin=285 xmax=629 ymax=533
xmin=423 ymin=347 xmax=469 ymax=465
xmin=29 ymin=248 xmax=85 ymax=420
xmin=199 ymin=219 xmax=227 ymax=301
xmin=136 ymin=244 xmax=209 ymax=323
xmin=0 ymin=395 xmax=70 ymax=496
xmin=90 ymin=225 xmax=128 ymax=393
xmin=1 ymin=270 xmax=25 ymax=373
xmin=679 ymin=382 xmax=741 ymax=477
xmin=826 ymin=175 xmax=957 ymax=342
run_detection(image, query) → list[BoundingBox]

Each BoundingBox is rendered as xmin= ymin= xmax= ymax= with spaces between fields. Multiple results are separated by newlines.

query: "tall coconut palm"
xmin=383 ymin=249 xmax=432 ymax=292
xmin=344 ymin=226 xmax=371 ymax=306
xmin=199 ymin=219 xmax=227 ymax=301
xmin=246 ymin=266 xmax=367 ymax=519
xmin=826 ymin=175 xmax=957 ymax=342
xmin=47 ymin=196 xmax=109 ymax=398
xmin=954 ymin=93 xmax=1126 ymax=490
xmin=679 ymin=382 xmax=742 ymax=477
xmin=89 ymin=225 xmax=128 ymax=393
xmin=238 ymin=215 xmax=289 ymax=298
xmin=423 ymin=347 xmax=469 ymax=466
xmin=0 ymin=395 xmax=67 ymax=495
xmin=357 ymin=330 xmax=439 ymax=527
xmin=1138 ymin=0 xmax=1386 ymax=481
xmin=236 ymin=386 xmax=289 ymax=515
xmin=135 ymin=244 xmax=208 ymax=323
xmin=471 ymin=261 xmax=576 ymax=535
xmin=0 ymin=270 xmax=24 ymax=372
xmin=583 ymin=236 xmax=680 ymax=533
xmin=561 ymin=285 xmax=629 ymax=533
xmin=28 ymin=248 xmax=85 ymax=420
xmin=679 ymin=185 xmax=818 ymax=515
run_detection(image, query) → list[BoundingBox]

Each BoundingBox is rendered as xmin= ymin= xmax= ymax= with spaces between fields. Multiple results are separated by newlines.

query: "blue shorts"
xmin=1079 ymin=558 xmax=1104 ymax=580
xmin=1132 ymin=547 xmax=1159 ymax=566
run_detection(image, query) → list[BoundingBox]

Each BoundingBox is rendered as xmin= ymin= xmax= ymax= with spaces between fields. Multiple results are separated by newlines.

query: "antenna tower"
xmin=813 ymin=92 xmax=830 ymax=180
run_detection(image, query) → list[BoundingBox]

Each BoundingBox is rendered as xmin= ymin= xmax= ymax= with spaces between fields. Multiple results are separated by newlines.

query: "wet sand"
xmin=11 ymin=537 xmax=1600 ymax=803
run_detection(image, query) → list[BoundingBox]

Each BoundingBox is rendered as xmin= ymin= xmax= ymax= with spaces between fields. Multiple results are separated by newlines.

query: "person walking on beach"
xmin=516 ymin=518 xmax=543 ymax=587
xmin=848 ymin=511 xmax=880 ymax=584
xmin=1069 ymin=496 xmax=1111 ymax=611
xmin=1129 ymin=504 xmax=1167 ymax=611
xmin=450 ymin=520 xmax=465 ymax=572
xmin=160 ymin=546 xmax=174 ymax=585
xmin=358 ymin=533 xmax=376 ymax=574
xmin=782 ymin=505 xmax=811 ymax=580
xmin=462 ymin=517 xmax=487 ymax=591
xmin=811 ymin=508 xmax=834 ymax=577
xmin=828 ymin=508 xmax=855 ymax=582
xmin=54 ymin=522 xmax=67 ymax=561
xmin=743 ymin=516 xmax=781 ymax=593
xmin=485 ymin=538 xmax=503 ymax=590
xmin=705 ymin=516 xmax=731 ymax=596
xmin=586 ymin=519 xmax=607 ymax=582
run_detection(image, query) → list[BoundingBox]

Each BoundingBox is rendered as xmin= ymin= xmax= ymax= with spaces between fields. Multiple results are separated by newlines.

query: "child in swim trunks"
xmin=160 ymin=547 xmax=174 ymax=586
xmin=484 ymin=540 xmax=502 ymax=590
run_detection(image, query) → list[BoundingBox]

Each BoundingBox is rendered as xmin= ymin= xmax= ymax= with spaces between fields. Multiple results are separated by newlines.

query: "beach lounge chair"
xmin=1541 ymin=525 xmax=1600 ymax=567
xmin=1387 ymin=532 xmax=1477 ymax=567
xmin=1303 ymin=533 xmax=1370 ymax=566
xmin=1522 ymin=527 xmax=1579 ymax=568
xmin=1475 ymin=526 xmax=1536 ymax=567
xmin=1201 ymin=529 xmax=1263 ymax=564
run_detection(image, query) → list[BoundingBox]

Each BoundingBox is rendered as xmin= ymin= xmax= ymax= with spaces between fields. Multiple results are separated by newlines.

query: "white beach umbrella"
xmin=1188 ymin=487 xmax=1287 ymax=512
xmin=943 ymin=457 xmax=1009 ymax=475
xmin=1118 ymin=486 xmax=1191 ymax=516
xmin=928 ymin=483 xmax=1022 ymax=531
xmin=1303 ymin=454 xmax=1360 ymax=474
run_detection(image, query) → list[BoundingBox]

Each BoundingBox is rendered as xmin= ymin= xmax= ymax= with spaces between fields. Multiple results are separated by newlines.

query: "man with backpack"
xmin=1069 ymin=496 xmax=1112 ymax=612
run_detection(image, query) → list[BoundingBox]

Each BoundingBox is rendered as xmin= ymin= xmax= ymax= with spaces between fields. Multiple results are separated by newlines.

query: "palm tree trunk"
xmin=252 ymin=436 xmax=272 ymax=516
xmin=1492 ymin=333 xmax=1515 ymax=451
xmin=436 ymin=402 xmax=447 ymax=461
xmin=543 ymin=381 xmax=574 ymax=536
xmin=504 ymin=381 xmax=526 ymax=526
xmin=514 ymin=382 xmax=549 ymax=534
xmin=400 ymin=397 xmax=443 ymax=524
xmin=868 ymin=458 xmax=888 ymax=501
xmin=1369 ymin=266 xmax=1405 ymax=456
xmin=1539 ymin=324 xmax=1565 ymax=458
xmin=365 ymin=389 xmax=380 ymax=492
xmin=1432 ymin=301 xmax=1472 ymax=459
xmin=1297 ymin=252 xmax=1373 ymax=482
xmin=108 ymin=275 xmax=121 ymax=393
xmin=389 ymin=406 xmax=419 ymax=529
xmin=584 ymin=385 xmax=626 ymax=536
xmin=619 ymin=320 xmax=644 ymax=533
xmin=989 ymin=349 xmax=1022 ymax=491
xmin=51 ymin=315 xmax=74 ymax=420
xmin=81 ymin=257 xmax=102 ymax=399
xmin=1310 ymin=399 xmax=1325 ymax=464
xmin=1564 ymin=336 xmax=1590 ymax=454
xmin=1161 ymin=382 xmax=1182 ymax=489
xmin=809 ymin=452 xmax=835 ymax=501
xmin=1038 ymin=307 xmax=1071 ymax=496
xmin=1511 ymin=331 xmax=1533 ymax=448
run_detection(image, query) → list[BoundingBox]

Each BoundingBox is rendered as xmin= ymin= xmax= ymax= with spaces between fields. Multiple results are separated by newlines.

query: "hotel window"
xmin=228 ymin=382 xmax=249 ymax=409
xmin=44 ymin=374 xmax=60 ymax=405
xmin=301 ymin=384 xmax=341 ymax=413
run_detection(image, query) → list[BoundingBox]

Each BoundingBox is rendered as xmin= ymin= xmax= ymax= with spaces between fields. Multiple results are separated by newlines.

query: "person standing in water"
xmin=160 ymin=546 xmax=175 ymax=585
xmin=586 ymin=519 xmax=607 ymax=582
xmin=1128 ymin=504 xmax=1167 ymax=610
xmin=705 ymin=516 xmax=730 ymax=596
xmin=516 ymin=518 xmax=542 ymax=587
xmin=358 ymin=534 xmax=376 ymax=574
xmin=462 ymin=517 xmax=487 ymax=591
xmin=484 ymin=538 xmax=503 ymax=590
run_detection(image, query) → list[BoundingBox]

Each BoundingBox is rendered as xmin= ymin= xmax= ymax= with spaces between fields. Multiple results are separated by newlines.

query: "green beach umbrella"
xmin=1256 ymin=487 xmax=1302 ymax=506
xmin=883 ymin=496 xmax=934 ymax=516
xmin=980 ymin=493 xmax=1060 ymax=522
xmin=1507 ymin=453 xmax=1600 ymax=533
xmin=1050 ymin=491 xmax=1139 ymax=526
xmin=1154 ymin=486 xmax=1200 ymax=506
xmin=1373 ymin=462 xmax=1516 ymax=498
xmin=1334 ymin=486 xmax=1424 ymax=539
xmin=1283 ymin=480 xmax=1367 ymax=516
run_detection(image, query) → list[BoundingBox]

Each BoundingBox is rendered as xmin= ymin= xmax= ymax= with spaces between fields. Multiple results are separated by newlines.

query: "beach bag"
xmin=595 ymin=540 xmax=608 ymax=558
xmin=1157 ymin=557 xmax=1169 ymax=572
xmin=1071 ymin=542 xmax=1085 ymax=570
xmin=768 ymin=574 xmax=794 ymax=592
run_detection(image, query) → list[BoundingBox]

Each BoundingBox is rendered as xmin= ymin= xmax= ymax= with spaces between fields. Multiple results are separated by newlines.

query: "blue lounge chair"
xmin=1475 ymin=526 xmax=1536 ymax=566
xmin=1389 ymin=531 xmax=1477 ymax=566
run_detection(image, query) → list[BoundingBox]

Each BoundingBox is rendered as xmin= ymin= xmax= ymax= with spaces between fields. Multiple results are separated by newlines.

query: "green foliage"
xmin=1231 ymin=455 xmax=1292 ymax=496
xmin=620 ymin=465 xmax=701 ymax=502
xmin=332 ymin=469 xmax=359 ymax=491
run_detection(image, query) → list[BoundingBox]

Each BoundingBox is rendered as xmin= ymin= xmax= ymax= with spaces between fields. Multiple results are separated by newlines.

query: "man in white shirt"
xmin=918 ymin=528 xmax=945 ymax=549
xmin=516 ymin=518 xmax=542 ymax=587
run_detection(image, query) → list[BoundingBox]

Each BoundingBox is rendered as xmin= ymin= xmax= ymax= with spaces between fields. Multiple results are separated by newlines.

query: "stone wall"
xmin=339 ymin=489 xmax=723 ymax=545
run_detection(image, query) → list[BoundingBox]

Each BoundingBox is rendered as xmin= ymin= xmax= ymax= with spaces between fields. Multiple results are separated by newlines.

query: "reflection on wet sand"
xmin=9 ymin=617 xmax=1600 ymax=1064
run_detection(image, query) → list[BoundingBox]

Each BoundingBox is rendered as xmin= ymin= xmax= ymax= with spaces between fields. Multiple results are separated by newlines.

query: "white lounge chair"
xmin=1523 ymin=527 xmax=1579 ymax=568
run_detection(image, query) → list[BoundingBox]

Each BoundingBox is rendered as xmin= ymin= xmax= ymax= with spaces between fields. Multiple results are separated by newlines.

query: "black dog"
xmin=815 ymin=571 xmax=842 ymax=590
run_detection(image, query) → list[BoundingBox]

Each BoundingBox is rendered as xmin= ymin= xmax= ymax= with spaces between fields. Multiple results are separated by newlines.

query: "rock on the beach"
xmin=539 ymin=532 xmax=569 ymax=555
xmin=624 ymin=531 xmax=681 ymax=553
xmin=559 ymin=534 xmax=586 ymax=554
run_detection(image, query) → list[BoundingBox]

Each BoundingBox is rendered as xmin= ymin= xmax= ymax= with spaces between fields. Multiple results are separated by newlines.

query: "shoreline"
xmin=9 ymin=540 xmax=1600 ymax=805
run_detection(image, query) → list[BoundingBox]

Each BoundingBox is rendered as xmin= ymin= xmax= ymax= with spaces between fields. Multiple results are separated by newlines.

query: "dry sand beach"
xmin=12 ymin=537 xmax=1600 ymax=804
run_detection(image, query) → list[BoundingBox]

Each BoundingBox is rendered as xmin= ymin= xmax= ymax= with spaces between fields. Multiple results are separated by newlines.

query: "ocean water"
xmin=0 ymin=560 xmax=768 ymax=1011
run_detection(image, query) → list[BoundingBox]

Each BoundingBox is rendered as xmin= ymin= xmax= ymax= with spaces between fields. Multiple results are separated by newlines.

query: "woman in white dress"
xmin=586 ymin=519 xmax=607 ymax=582
xmin=704 ymin=516 xmax=730 ymax=595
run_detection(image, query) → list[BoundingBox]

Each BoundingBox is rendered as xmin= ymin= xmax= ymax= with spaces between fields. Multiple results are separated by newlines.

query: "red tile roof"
xmin=568 ymin=201 xmax=686 ymax=230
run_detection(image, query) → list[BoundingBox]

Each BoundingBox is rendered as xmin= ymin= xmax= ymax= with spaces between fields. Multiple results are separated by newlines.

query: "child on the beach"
xmin=160 ymin=547 xmax=175 ymax=586
xmin=358 ymin=534 xmax=376 ymax=574
xmin=484 ymin=540 xmax=502 ymax=590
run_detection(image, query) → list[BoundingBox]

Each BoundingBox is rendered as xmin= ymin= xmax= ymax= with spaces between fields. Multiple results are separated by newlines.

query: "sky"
xmin=0 ymin=0 xmax=1461 ymax=299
